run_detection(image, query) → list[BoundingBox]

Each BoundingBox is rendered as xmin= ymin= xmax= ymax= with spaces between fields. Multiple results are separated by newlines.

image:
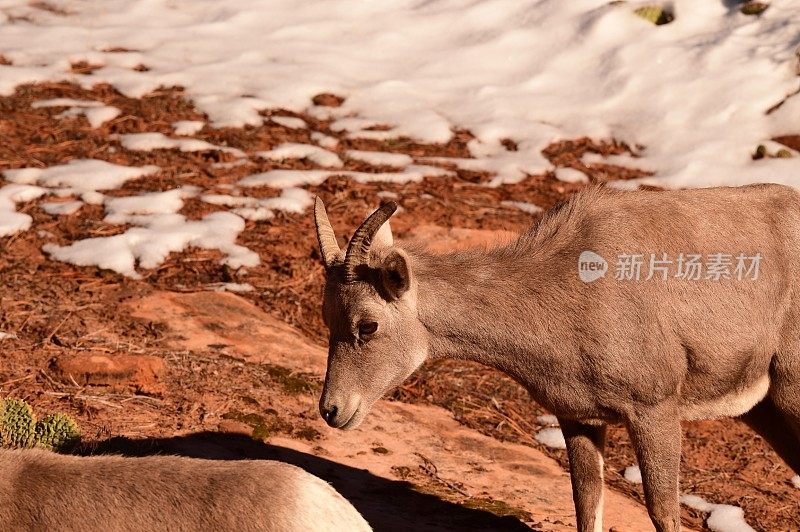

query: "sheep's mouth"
xmin=338 ymin=403 xmax=365 ymax=430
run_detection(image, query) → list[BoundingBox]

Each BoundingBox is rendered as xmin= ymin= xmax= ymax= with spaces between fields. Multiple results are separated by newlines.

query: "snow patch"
xmin=238 ymin=165 xmax=451 ymax=189
xmin=270 ymin=116 xmax=307 ymax=129
xmin=32 ymin=98 xmax=105 ymax=109
xmin=3 ymin=160 xmax=158 ymax=194
xmin=57 ymin=105 xmax=121 ymax=128
xmin=33 ymin=98 xmax=120 ymax=127
xmin=680 ymin=494 xmax=755 ymax=532
xmin=535 ymin=414 xmax=559 ymax=426
xmin=0 ymin=184 xmax=49 ymax=237
xmin=172 ymin=120 xmax=204 ymax=136
xmin=120 ymin=133 xmax=245 ymax=157
xmin=535 ymin=428 xmax=566 ymax=450
xmin=346 ymin=150 xmax=412 ymax=168
xmin=207 ymin=282 xmax=255 ymax=293
xmin=258 ymin=143 xmax=343 ymax=168
xmin=502 ymin=200 xmax=543 ymax=215
xmin=201 ymin=187 xmax=313 ymax=220
xmin=41 ymin=200 xmax=83 ymax=216
xmin=103 ymin=189 xmax=187 ymax=224
xmin=311 ymin=132 xmax=339 ymax=149
xmin=623 ymin=465 xmax=642 ymax=484
xmin=2 ymin=1 xmax=800 ymax=188
xmin=554 ymin=167 xmax=589 ymax=184
xmin=43 ymin=211 xmax=259 ymax=279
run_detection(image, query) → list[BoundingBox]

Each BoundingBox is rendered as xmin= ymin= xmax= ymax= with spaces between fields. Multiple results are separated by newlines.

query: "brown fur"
xmin=314 ymin=185 xmax=800 ymax=532
xmin=0 ymin=448 xmax=371 ymax=532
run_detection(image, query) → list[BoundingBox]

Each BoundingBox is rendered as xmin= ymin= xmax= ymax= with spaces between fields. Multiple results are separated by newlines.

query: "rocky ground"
xmin=1 ymin=82 xmax=798 ymax=531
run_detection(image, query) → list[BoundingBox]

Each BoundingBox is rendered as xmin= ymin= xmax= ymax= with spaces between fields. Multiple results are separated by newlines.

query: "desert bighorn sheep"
xmin=0 ymin=448 xmax=371 ymax=531
xmin=313 ymin=185 xmax=800 ymax=532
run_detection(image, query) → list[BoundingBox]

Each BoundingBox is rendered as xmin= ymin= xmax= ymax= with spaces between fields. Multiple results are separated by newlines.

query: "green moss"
xmin=294 ymin=426 xmax=321 ymax=441
xmin=634 ymin=5 xmax=674 ymax=25
xmin=222 ymin=409 xmax=293 ymax=443
xmin=462 ymin=497 xmax=533 ymax=522
xmin=741 ymin=2 xmax=769 ymax=15
xmin=266 ymin=365 xmax=318 ymax=395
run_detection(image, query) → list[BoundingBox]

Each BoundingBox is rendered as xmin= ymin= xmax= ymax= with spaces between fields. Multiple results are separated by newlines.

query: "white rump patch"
xmin=681 ymin=374 xmax=770 ymax=421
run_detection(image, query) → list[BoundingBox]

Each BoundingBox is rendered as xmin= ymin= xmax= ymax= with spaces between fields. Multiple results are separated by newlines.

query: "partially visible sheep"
xmin=0 ymin=448 xmax=371 ymax=532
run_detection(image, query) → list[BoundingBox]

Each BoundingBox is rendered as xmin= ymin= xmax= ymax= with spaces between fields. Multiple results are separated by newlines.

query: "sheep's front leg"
xmin=559 ymin=418 xmax=607 ymax=532
xmin=626 ymin=403 xmax=682 ymax=532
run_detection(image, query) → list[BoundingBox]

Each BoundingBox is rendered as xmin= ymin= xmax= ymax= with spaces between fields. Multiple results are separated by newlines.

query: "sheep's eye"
xmin=358 ymin=321 xmax=378 ymax=338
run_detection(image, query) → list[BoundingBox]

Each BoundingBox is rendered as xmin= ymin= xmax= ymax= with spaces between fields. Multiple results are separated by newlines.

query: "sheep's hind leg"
xmin=767 ymin=351 xmax=800 ymax=462
xmin=740 ymin=398 xmax=800 ymax=474
xmin=559 ymin=418 xmax=606 ymax=532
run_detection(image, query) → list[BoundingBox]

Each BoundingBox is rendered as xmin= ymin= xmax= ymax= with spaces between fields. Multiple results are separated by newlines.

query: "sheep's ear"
xmin=373 ymin=219 xmax=393 ymax=248
xmin=379 ymin=249 xmax=411 ymax=300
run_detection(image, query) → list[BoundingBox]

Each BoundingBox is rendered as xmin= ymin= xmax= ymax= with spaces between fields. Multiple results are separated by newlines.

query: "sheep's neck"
xmin=413 ymin=247 xmax=561 ymax=383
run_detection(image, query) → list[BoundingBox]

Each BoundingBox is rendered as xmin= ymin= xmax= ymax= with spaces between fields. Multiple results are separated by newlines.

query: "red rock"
xmin=52 ymin=353 xmax=166 ymax=394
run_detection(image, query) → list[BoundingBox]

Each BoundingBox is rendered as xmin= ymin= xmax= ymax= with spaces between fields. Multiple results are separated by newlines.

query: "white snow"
xmin=103 ymin=189 xmax=187 ymax=224
xmin=582 ymin=153 xmax=653 ymax=171
xmin=0 ymin=332 xmax=18 ymax=340
xmin=120 ymin=133 xmax=245 ymax=157
xmin=3 ymin=160 xmax=158 ymax=194
xmin=43 ymin=211 xmax=259 ymax=279
xmin=41 ymin=200 xmax=83 ymax=216
xmin=535 ymin=427 xmax=566 ymax=449
xmin=554 ymin=167 xmax=589 ymax=184
xmin=1 ymin=1 xmax=799 ymax=188
xmin=33 ymin=99 xmax=120 ymax=127
xmin=238 ymin=165 xmax=451 ymax=188
xmin=201 ymin=187 xmax=313 ymax=221
xmin=680 ymin=494 xmax=755 ymax=532
xmin=535 ymin=414 xmax=559 ymax=426
xmin=172 ymin=120 xmax=204 ymax=136
xmin=258 ymin=143 xmax=343 ymax=168
xmin=0 ymin=184 xmax=48 ymax=236
xmin=270 ymin=116 xmax=307 ymax=130
xmin=346 ymin=150 xmax=413 ymax=168
xmin=32 ymin=98 xmax=105 ymax=109
xmin=502 ymin=200 xmax=543 ymax=215
xmin=207 ymin=282 xmax=255 ymax=293
xmin=57 ymin=105 xmax=121 ymax=128
xmin=623 ymin=465 xmax=642 ymax=484
xmin=311 ymin=132 xmax=339 ymax=149
xmin=792 ymin=475 xmax=800 ymax=489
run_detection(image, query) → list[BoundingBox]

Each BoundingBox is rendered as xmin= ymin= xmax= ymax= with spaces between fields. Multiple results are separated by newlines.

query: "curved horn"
xmin=344 ymin=201 xmax=398 ymax=280
xmin=314 ymin=196 xmax=343 ymax=268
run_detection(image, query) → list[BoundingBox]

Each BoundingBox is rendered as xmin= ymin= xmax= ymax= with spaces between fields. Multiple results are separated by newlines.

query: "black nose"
xmin=321 ymin=405 xmax=338 ymax=425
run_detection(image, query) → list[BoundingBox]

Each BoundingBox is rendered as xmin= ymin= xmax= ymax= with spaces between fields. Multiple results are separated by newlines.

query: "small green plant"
xmin=0 ymin=398 xmax=80 ymax=453
xmin=741 ymin=1 xmax=769 ymax=16
xmin=753 ymin=144 xmax=794 ymax=160
xmin=634 ymin=5 xmax=674 ymax=25
xmin=0 ymin=399 xmax=36 ymax=448
xmin=35 ymin=413 xmax=81 ymax=452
